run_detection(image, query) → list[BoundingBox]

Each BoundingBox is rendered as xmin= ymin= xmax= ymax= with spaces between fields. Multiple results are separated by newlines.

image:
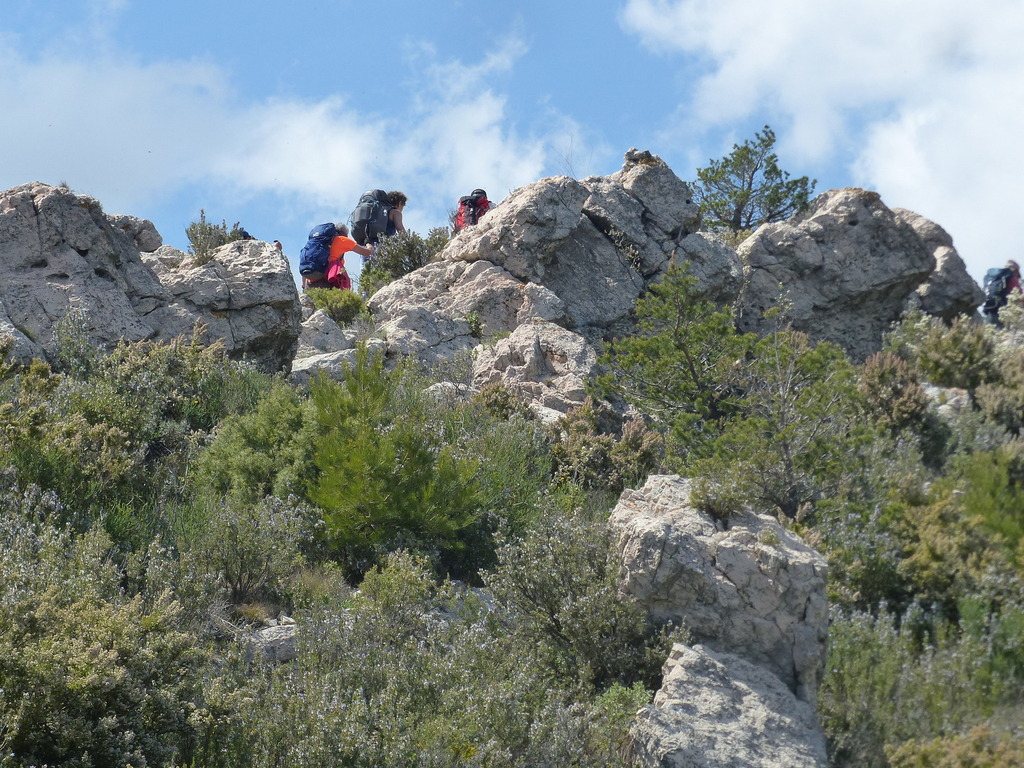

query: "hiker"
xmin=350 ymin=189 xmax=406 ymax=246
xmin=298 ymin=223 xmax=371 ymax=291
xmin=982 ymin=260 xmax=1022 ymax=327
xmin=386 ymin=191 xmax=408 ymax=239
xmin=452 ymin=189 xmax=491 ymax=234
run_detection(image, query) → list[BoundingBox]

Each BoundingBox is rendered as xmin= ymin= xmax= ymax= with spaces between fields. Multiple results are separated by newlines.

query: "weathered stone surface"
xmin=296 ymin=309 xmax=357 ymax=358
xmin=609 ymin=475 xmax=828 ymax=703
xmin=737 ymin=188 xmax=936 ymax=361
xmin=288 ymin=337 xmax=387 ymax=386
xmin=370 ymin=259 xmax=567 ymax=367
xmin=0 ymin=182 xmax=301 ymax=371
xmin=141 ymin=239 xmax=301 ymax=371
xmin=894 ymin=208 xmax=984 ymax=320
xmin=631 ymin=644 xmax=827 ymax=768
xmin=244 ymin=624 xmax=297 ymax=664
xmin=472 ymin=320 xmax=597 ymax=414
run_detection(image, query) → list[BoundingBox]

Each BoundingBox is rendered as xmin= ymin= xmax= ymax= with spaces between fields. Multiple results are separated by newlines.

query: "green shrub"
xmin=887 ymin=311 xmax=997 ymax=390
xmin=887 ymin=725 xmax=1024 ymax=768
xmin=549 ymin=398 xmax=662 ymax=494
xmin=310 ymin=347 xmax=550 ymax=579
xmin=484 ymin=500 xmax=677 ymax=690
xmin=304 ymin=287 xmax=367 ymax=325
xmin=189 ymin=548 xmax=653 ymax=768
xmin=358 ymin=227 xmax=449 ymax=297
xmin=186 ymin=209 xmax=250 ymax=264
xmin=193 ymin=381 xmax=321 ymax=505
xmin=190 ymin=495 xmax=310 ymax=604
xmin=820 ymin=606 xmax=999 ymax=768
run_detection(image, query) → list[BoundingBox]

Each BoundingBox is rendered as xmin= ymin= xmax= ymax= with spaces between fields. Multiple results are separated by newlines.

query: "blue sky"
xmin=3 ymin=0 xmax=1022 ymax=286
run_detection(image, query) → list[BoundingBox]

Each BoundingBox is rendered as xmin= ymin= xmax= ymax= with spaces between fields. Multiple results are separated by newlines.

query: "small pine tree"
xmin=693 ymin=125 xmax=816 ymax=233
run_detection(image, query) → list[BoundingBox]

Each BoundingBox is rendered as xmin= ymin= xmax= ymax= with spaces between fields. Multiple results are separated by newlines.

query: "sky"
xmin=2 ymin=0 xmax=1022 ymax=288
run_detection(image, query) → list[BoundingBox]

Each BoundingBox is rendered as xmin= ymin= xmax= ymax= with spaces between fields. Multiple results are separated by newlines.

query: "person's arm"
xmin=353 ymin=243 xmax=372 ymax=257
xmin=390 ymin=207 xmax=406 ymax=234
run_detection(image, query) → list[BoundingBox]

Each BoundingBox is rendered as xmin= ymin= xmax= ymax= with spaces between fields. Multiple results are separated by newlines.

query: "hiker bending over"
xmin=982 ymin=260 xmax=1022 ymax=327
xmin=302 ymin=224 xmax=370 ymax=291
xmin=386 ymin=191 xmax=407 ymax=238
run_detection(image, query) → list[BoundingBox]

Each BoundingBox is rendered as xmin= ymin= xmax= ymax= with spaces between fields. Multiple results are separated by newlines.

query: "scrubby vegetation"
xmin=1 ymin=260 xmax=1023 ymax=766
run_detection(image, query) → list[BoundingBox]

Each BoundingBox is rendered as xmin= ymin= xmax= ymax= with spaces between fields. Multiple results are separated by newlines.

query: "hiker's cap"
xmin=1009 ymin=260 xmax=1020 ymax=272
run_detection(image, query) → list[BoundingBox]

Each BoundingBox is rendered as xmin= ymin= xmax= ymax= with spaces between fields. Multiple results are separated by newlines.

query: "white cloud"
xmin=621 ymin=0 xmax=1024 ymax=279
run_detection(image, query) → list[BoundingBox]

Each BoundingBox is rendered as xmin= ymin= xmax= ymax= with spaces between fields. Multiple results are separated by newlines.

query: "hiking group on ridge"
xmin=298 ymin=188 xmax=491 ymax=291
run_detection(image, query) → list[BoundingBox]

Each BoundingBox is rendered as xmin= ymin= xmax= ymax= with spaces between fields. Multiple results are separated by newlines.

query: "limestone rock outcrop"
xmin=611 ymin=475 xmax=829 ymax=766
xmin=367 ymin=155 xmax=982 ymax=419
xmin=610 ymin=475 xmax=828 ymax=703
xmin=0 ymin=182 xmax=301 ymax=371
xmin=370 ymin=150 xmax=733 ymax=413
xmin=737 ymin=188 xmax=937 ymax=361
xmin=141 ymin=240 xmax=301 ymax=371
xmin=895 ymin=207 xmax=985 ymax=320
xmin=631 ymin=644 xmax=827 ymax=768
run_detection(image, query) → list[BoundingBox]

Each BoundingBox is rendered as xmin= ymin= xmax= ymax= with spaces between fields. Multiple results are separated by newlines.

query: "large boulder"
xmin=631 ymin=644 xmax=827 ymax=768
xmin=369 ymin=150 xmax=734 ymax=418
xmin=894 ymin=207 xmax=984 ymax=320
xmin=609 ymin=475 xmax=828 ymax=703
xmin=736 ymin=188 xmax=937 ymax=361
xmin=0 ymin=182 xmax=170 ymax=363
xmin=0 ymin=182 xmax=301 ymax=371
xmin=141 ymin=241 xmax=301 ymax=371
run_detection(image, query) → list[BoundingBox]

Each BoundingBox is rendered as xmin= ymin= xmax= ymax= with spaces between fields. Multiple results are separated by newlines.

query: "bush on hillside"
xmin=304 ymin=287 xmax=367 ymax=326
xmin=310 ymin=346 xmax=550 ymax=579
xmin=358 ymin=227 xmax=449 ymax=297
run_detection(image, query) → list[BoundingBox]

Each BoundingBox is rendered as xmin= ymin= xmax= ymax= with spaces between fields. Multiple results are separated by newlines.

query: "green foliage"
xmin=0 ymin=490 xmax=208 ymax=768
xmin=194 ymin=381 xmax=321 ymax=504
xmin=821 ymin=604 xmax=1024 ymax=768
xmin=548 ymin=398 xmax=663 ymax=494
xmin=358 ymin=227 xmax=449 ymax=297
xmin=594 ymin=264 xmax=754 ymax=466
xmin=693 ymin=124 xmax=816 ymax=232
xmin=186 ymin=209 xmax=250 ymax=264
xmin=976 ymin=345 xmax=1024 ymax=434
xmin=190 ymin=549 xmax=655 ymax=768
xmin=310 ymin=347 xmax=549 ymax=578
xmin=190 ymin=495 xmax=309 ymax=604
xmin=956 ymin=444 xmax=1024 ymax=565
xmin=886 ymin=310 xmax=997 ymax=390
xmin=694 ymin=327 xmax=874 ymax=519
xmin=484 ymin=501 xmax=677 ymax=690
xmin=303 ymin=287 xmax=367 ymax=326
xmin=887 ymin=725 xmax=1024 ymax=768
xmin=0 ymin=329 xmax=272 ymax=546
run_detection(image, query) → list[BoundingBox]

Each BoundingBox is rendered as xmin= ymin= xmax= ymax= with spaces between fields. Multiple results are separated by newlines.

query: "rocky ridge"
xmin=0 ymin=157 xmax=988 ymax=767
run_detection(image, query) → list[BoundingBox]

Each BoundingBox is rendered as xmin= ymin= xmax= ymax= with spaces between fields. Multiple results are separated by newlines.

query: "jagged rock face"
xmin=737 ymin=188 xmax=938 ymax=361
xmin=141 ymin=241 xmax=301 ymax=371
xmin=0 ymin=182 xmax=300 ymax=371
xmin=609 ymin=475 xmax=828 ymax=704
xmin=472 ymin=321 xmax=597 ymax=418
xmin=631 ymin=644 xmax=827 ymax=768
xmin=894 ymin=207 xmax=985 ymax=320
xmin=370 ymin=151 xmax=736 ymax=413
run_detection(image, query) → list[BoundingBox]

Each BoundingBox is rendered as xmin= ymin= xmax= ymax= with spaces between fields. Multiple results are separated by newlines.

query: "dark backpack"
xmin=298 ymin=223 xmax=337 ymax=280
xmin=453 ymin=189 xmax=491 ymax=233
xmin=349 ymin=189 xmax=391 ymax=246
xmin=983 ymin=267 xmax=1013 ymax=309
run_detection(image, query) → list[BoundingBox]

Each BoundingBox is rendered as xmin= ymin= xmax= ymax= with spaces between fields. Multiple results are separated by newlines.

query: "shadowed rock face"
xmin=0 ymin=182 xmax=300 ymax=371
